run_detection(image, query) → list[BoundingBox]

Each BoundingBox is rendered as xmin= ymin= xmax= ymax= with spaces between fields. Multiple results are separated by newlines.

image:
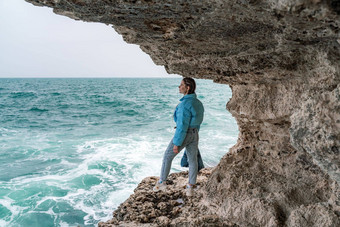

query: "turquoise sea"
xmin=0 ymin=78 xmax=238 ymax=226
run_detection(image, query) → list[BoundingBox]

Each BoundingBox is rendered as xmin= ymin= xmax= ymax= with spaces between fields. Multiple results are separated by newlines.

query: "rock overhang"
xmin=25 ymin=0 xmax=339 ymax=83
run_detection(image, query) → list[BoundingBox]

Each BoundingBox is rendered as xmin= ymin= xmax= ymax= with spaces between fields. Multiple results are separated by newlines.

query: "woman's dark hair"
xmin=183 ymin=77 xmax=196 ymax=94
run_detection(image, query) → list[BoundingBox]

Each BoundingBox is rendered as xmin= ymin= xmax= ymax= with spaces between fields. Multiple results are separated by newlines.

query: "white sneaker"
xmin=153 ymin=181 xmax=167 ymax=192
xmin=185 ymin=185 xmax=194 ymax=197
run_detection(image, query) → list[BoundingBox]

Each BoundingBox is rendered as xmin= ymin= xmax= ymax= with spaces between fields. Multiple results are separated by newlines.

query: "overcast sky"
xmin=0 ymin=0 xmax=180 ymax=78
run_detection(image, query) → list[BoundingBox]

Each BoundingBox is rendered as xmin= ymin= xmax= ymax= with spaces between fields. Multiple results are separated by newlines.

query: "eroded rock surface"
xmin=98 ymin=168 xmax=229 ymax=226
xmin=25 ymin=0 xmax=340 ymax=226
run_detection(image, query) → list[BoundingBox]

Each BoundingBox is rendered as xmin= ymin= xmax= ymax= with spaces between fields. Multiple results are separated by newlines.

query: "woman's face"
xmin=179 ymin=80 xmax=189 ymax=94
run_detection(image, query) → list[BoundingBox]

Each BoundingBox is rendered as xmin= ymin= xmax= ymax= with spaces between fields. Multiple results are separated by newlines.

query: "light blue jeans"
xmin=160 ymin=128 xmax=199 ymax=185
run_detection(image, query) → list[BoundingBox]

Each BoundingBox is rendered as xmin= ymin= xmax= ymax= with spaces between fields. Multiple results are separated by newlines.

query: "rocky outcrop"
xmin=25 ymin=0 xmax=340 ymax=226
xmin=98 ymin=169 xmax=228 ymax=226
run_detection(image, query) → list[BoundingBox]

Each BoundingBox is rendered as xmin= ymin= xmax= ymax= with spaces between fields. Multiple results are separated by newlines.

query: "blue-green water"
xmin=0 ymin=78 xmax=238 ymax=226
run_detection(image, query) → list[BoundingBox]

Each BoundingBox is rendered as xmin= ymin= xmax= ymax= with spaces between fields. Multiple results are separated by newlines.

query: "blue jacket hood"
xmin=179 ymin=93 xmax=197 ymax=101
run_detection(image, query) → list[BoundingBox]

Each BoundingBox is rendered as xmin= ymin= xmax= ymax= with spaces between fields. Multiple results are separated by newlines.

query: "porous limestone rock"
xmin=98 ymin=169 xmax=226 ymax=226
xmin=25 ymin=0 xmax=340 ymax=226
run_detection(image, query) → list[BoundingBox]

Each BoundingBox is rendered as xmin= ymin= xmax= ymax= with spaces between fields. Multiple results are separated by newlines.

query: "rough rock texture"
xmin=25 ymin=0 xmax=340 ymax=226
xmin=97 ymin=168 xmax=229 ymax=226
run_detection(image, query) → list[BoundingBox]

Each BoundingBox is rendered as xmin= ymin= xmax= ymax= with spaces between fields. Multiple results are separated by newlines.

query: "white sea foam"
xmin=0 ymin=220 xmax=8 ymax=227
xmin=59 ymin=221 xmax=70 ymax=227
xmin=0 ymin=197 xmax=23 ymax=224
xmin=54 ymin=135 xmax=187 ymax=223
xmin=1 ymin=128 xmax=236 ymax=225
xmin=0 ymin=127 xmax=9 ymax=132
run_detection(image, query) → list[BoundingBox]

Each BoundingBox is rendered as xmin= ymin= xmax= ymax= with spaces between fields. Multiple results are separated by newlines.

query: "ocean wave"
xmin=116 ymin=109 xmax=139 ymax=116
xmin=50 ymin=92 xmax=61 ymax=96
xmin=0 ymin=127 xmax=17 ymax=136
xmin=0 ymin=197 xmax=22 ymax=225
xmin=113 ymin=119 xmax=131 ymax=124
xmin=96 ymin=100 xmax=134 ymax=108
xmin=56 ymin=104 xmax=69 ymax=109
xmin=29 ymin=107 xmax=49 ymax=112
xmin=10 ymin=91 xmax=36 ymax=98
xmin=0 ymin=127 xmax=9 ymax=132
xmin=0 ymin=138 xmax=144 ymax=225
xmin=100 ymin=101 xmax=123 ymax=106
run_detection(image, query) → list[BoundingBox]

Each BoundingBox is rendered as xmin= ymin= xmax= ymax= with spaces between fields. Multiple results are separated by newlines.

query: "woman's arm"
xmin=173 ymin=105 xmax=191 ymax=148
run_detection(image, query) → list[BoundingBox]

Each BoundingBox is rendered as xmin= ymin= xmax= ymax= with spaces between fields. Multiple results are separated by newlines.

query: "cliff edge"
xmin=25 ymin=0 xmax=340 ymax=226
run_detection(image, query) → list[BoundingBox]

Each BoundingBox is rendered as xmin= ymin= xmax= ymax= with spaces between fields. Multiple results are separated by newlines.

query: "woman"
xmin=153 ymin=77 xmax=204 ymax=197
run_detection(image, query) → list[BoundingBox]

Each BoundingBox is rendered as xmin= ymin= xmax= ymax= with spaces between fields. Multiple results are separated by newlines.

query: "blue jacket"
xmin=173 ymin=93 xmax=204 ymax=146
xmin=181 ymin=149 xmax=205 ymax=171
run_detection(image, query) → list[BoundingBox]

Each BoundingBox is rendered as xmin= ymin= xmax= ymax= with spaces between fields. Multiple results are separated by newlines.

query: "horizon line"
xmin=0 ymin=76 xmax=182 ymax=79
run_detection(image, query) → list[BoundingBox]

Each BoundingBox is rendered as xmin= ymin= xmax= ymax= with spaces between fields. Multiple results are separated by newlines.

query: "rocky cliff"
xmin=26 ymin=0 xmax=340 ymax=226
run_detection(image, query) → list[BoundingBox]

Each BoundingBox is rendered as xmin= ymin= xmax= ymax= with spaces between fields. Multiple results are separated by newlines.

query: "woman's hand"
xmin=173 ymin=145 xmax=179 ymax=154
